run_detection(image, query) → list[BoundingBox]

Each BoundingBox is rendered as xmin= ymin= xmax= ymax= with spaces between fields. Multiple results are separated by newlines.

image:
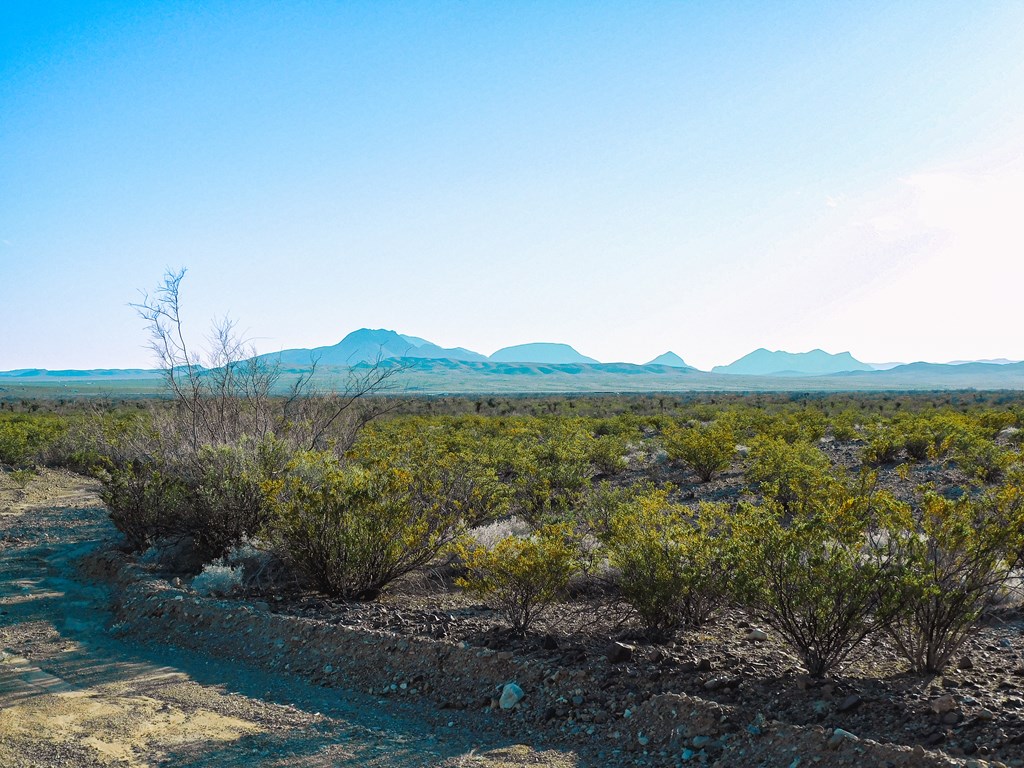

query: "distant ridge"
xmin=645 ymin=351 xmax=692 ymax=369
xmin=866 ymin=360 xmax=1024 ymax=376
xmin=713 ymin=348 xmax=872 ymax=376
xmin=488 ymin=343 xmax=598 ymax=365
xmin=0 ymin=368 xmax=161 ymax=379
xmin=6 ymin=357 xmax=1024 ymax=394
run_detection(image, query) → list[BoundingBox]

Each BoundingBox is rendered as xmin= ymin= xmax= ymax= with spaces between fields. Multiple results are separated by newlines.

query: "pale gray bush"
xmin=467 ymin=516 xmax=531 ymax=551
xmin=192 ymin=561 xmax=244 ymax=596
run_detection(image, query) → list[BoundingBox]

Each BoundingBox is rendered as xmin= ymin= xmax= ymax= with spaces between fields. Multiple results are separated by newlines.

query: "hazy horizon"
xmin=3 ymin=2 xmax=1023 ymax=371
xmin=3 ymin=320 xmax=1022 ymax=372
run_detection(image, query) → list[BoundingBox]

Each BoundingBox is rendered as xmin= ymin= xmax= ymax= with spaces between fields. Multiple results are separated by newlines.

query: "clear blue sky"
xmin=3 ymin=1 xmax=1023 ymax=370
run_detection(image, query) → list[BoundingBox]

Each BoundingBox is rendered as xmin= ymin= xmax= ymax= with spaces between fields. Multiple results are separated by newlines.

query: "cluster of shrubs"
xmin=94 ymin=414 xmax=630 ymax=599
xmin=4 ymin=398 xmax=1024 ymax=679
xmin=461 ymin=461 xmax=1024 ymax=677
xmin=452 ymin=407 xmax=1024 ymax=677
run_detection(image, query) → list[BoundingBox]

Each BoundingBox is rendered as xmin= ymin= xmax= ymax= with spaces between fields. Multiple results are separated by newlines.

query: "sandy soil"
xmin=0 ymin=469 xmax=584 ymax=767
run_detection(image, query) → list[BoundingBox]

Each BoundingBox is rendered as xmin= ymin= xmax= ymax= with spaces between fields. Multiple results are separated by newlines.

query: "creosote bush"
xmin=0 ymin=413 xmax=67 ymax=467
xmin=746 ymin=436 xmax=836 ymax=512
xmin=267 ymin=452 xmax=465 ymax=600
xmin=861 ymin=423 xmax=903 ymax=466
xmin=733 ymin=483 xmax=904 ymax=677
xmin=605 ymin=489 xmax=736 ymax=640
xmin=513 ymin=420 xmax=600 ymax=525
xmin=883 ymin=486 xmax=1024 ymax=672
xmin=662 ymin=421 xmax=736 ymax=482
xmin=100 ymin=461 xmax=188 ymax=551
xmin=456 ymin=523 xmax=580 ymax=634
xmin=950 ymin=435 xmax=1013 ymax=483
xmin=100 ymin=438 xmax=287 ymax=561
xmin=589 ymin=432 xmax=630 ymax=476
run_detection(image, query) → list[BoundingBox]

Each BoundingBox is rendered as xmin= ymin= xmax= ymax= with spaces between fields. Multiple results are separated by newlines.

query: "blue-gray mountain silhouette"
xmin=266 ymin=328 xmax=486 ymax=366
xmin=645 ymin=351 xmax=692 ymax=368
xmin=488 ymin=343 xmax=599 ymax=364
xmin=712 ymin=348 xmax=872 ymax=376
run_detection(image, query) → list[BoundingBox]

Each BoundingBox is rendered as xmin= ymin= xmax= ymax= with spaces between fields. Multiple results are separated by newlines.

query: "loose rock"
xmin=837 ymin=694 xmax=862 ymax=712
xmin=499 ymin=682 xmax=524 ymax=710
xmin=930 ymin=695 xmax=957 ymax=714
xmin=828 ymin=728 xmax=859 ymax=749
xmin=607 ymin=642 xmax=634 ymax=664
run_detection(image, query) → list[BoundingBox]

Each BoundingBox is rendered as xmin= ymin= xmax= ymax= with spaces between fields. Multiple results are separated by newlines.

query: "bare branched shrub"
xmin=99 ymin=268 xmax=403 ymax=567
xmin=131 ymin=268 xmax=403 ymax=456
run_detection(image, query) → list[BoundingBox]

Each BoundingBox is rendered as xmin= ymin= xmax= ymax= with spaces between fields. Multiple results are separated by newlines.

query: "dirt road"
xmin=0 ymin=470 xmax=582 ymax=767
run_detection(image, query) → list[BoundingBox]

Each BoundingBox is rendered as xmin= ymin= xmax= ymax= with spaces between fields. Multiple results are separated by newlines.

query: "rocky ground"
xmin=242 ymin=555 xmax=1024 ymax=766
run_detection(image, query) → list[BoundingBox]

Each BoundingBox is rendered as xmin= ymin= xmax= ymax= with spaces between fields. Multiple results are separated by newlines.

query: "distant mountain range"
xmin=3 ymin=328 xmax=1023 ymax=394
xmin=263 ymin=329 xmax=693 ymax=370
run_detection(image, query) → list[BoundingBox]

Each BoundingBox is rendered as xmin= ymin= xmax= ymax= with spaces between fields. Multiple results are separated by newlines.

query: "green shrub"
xmin=903 ymin=426 xmax=932 ymax=462
xmin=177 ymin=440 xmax=288 ymax=561
xmin=99 ymin=437 xmax=286 ymax=562
xmin=47 ymin=411 xmax=149 ymax=475
xmin=576 ymin=481 xmax=652 ymax=538
xmin=977 ymin=410 xmax=1017 ymax=439
xmin=927 ymin=412 xmax=972 ymax=459
xmin=100 ymin=461 xmax=189 ymax=551
xmin=861 ymin=423 xmax=902 ymax=466
xmin=830 ymin=410 xmax=861 ymax=442
xmin=950 ymin=435 xmax=1013 ymax=483
xmin=456 ymin=523 xmax=580 ymax=634
xmin=733 ymin=488 xmax=902 ymax=676
xmin=350 ymin=419 xmax=513 ymax=526
xmin=742 ymin=410 xmax=826 ymax=444
xmin=512 ymin=420 xmax=596 ymax=525
xmin=589 ymin=432 xmax=629 ymax=476
xmin=662 ymin=421 xmax=736 ymax=482
xmin=0 ymin=414 xmax=66 ymax=466
xmin=268 ymin=452 xmax=465 ymax=600
xmin=606 ymin=490 xmax=736 ymax=639
xmin=746 ymin=437 xmax=836 ymax=512
xmin=883 ymin=488 xmax=1024 ymax=673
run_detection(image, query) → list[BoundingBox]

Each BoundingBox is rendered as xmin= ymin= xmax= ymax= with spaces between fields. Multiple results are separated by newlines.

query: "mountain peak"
xmin=489 ymin=343 xmax=599 ymax=365
xmin=263 ymin=328 xmax=486 ymax=366
xmin=646 ymin=351 xmax=691 ymax=368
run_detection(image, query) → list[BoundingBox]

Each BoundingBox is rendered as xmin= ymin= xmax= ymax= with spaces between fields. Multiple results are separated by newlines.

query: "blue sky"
xmin=3 ymin=1 xmax=1023 ymax=370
